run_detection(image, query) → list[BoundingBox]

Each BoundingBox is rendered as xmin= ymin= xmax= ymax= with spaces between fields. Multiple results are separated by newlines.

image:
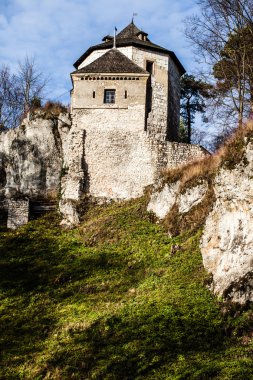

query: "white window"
xmin=104 ymin=89 xmax=115 ymax=104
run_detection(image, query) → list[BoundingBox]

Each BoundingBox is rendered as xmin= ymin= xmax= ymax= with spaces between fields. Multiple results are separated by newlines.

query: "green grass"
xmin=0 ymin=198 xmax=253 ymax=379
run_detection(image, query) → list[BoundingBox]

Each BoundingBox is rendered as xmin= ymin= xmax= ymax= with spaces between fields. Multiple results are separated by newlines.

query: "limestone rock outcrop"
xmin=147 ymin=180 xmax=208 ymax=219
xmin=0 ymin=112 xmax=71 ymax=200
xmin=147 ymin=182 xmax=180 ymax=219
xmin=201 ymin=142 xmax=253 ymax=304
xmin=148 ymin=134 xmax=253 ymax=304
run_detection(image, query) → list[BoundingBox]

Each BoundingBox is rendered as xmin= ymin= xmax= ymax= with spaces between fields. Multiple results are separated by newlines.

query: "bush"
xmin=42 ymin=100 xmax=68 ymax=116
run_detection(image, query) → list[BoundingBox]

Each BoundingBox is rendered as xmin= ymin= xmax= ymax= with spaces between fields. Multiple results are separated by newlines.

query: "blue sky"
xmin=0 ymin=0 xmax=200 ymax=104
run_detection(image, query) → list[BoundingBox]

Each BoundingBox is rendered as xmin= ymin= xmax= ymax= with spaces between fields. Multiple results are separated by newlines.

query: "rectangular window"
xmin=93 ymin=91 xmax=96 ymax=98
xmin=125 ymin=90 xmax=128 ymax=99
xmin=104 ymin=89 xmax=115 ymax=104
xmin=146 ymin=61 xmax=154 ymax=74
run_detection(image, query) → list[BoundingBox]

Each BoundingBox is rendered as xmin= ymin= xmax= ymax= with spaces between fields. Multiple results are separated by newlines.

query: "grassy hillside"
xmin=1 ymin=198 xmax=253 ymax=379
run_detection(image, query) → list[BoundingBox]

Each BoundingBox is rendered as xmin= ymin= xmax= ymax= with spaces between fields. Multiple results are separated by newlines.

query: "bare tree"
xmin=15 ymin=56 xmax=48 ymax=116
xmin=0 ymin=57 xmax=48 ymax=129
xmin=0 ymin=65 xmax=20 ymax=129
xmin=185 ymin=0 xmax=253 ymax=128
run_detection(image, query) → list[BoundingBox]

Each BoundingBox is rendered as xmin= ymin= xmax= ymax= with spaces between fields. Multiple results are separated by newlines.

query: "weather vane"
xmin=132 ymin=12 xmax=138 ymax=22
xmin=113 ymin=26 xmax=118 ymax=48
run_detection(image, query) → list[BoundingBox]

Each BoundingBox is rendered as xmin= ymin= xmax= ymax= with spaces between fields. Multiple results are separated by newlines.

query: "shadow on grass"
xmin=0 ymin=214 xmax=151 ymax=378
xmin=0 ymin=211 xmax=243 ymax=380
xmin=41 ymin=299 xmax=224 ymax=380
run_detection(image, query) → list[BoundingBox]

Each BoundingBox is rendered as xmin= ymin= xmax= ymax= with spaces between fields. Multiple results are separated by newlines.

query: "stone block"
xmin=7 ymin=199 xmax=29 ymax=230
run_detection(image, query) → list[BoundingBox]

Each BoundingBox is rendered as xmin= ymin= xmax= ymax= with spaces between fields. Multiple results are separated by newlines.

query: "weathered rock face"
xmin=0 ymin=110 xmax=206 ymax=228
xmin=147 ymin=182 xmax=180 ymax=219
xmin=201 ymin=143 xmax=253 ymax=304
xmin=148 ymin=137 xmax=253 ymax=304
xmin=147 ymin=180 xmax=208 ymax=220
xmin=0 ymin=112 xmax=71 ymax=200
xmin=178 ymin=182 xmax=208 ymax=214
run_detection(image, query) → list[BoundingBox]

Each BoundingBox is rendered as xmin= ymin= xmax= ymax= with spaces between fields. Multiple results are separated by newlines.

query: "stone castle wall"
xmin=0 ymin=43 xmax=203 ymax=229
xmin=62 ymin=73 xmax=158 ymax=214
xmin=165 ymin=142 xmax=208 ymax=168
xmin=77 ymin=46 xmax=180 ymax=142
xmin=0 ymin=112 xmax=207 ymax=228
xmin=7 ymin=199 xmax=29 ymax=230
xmin=132 ymin=47 xmax=181 ymax=141
xmin=73 ymin=108 xmax=156 ymax=199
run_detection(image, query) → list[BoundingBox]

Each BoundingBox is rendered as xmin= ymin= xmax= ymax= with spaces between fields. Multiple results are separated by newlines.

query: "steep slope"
xmin=1 ymin=199 xmax=253 ymax=379
xmin=148 ymin=122 xmax=253 ymax=304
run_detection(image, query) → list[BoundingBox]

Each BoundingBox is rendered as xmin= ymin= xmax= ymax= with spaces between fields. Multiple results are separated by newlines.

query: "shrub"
xmin=42 ymin=100 xmax=68 ymax=116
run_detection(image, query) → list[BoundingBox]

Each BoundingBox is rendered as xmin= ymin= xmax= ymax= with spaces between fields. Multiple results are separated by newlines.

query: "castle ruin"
xmin=0 ymin=22 xmax=207 ymax=228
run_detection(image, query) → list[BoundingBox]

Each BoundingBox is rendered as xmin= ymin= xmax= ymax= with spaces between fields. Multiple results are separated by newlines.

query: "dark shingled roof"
xmin=72 ymin=49 xmax=148 ymax=74
xmin=74 ymin=22 xmax=186 ymax=75
xmin=116 ymin=22 xmax=149 ymax=40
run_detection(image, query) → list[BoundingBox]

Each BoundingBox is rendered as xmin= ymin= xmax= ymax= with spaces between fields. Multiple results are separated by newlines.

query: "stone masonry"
xmin=0 ymin=22 xmax=208 ymax=228
xmin=7 ymin=199 xmax=29 ymax=229
xmin=58 ymin=22 xmax=207 ymax=225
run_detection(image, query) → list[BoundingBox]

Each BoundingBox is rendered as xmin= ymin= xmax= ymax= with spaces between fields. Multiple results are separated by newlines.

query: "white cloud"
xmin=0 ymin=0 xmax=200 ymax=102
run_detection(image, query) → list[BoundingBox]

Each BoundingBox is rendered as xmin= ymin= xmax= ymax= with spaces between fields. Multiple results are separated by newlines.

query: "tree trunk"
xmin=186 ymin=99 xmax=191 ymax=144
xmin=250 ymin=84 xmax=253 ymax=118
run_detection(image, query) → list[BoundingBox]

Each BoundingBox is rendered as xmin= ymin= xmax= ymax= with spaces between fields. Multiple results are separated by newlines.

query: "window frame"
xmin=104 ymin=89 xmax=116 ymax=104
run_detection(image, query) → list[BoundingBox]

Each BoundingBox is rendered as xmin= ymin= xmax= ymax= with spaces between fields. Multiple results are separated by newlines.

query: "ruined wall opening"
xmin=145 ymin=61 xmax=154 ymax=131
xmin=146 ymin=61 xmax=154 ymax=75
xmin=29 ymin=199 xmax=57 ymax=221
xmin=145 ymin=75 xmax=152 ymax=131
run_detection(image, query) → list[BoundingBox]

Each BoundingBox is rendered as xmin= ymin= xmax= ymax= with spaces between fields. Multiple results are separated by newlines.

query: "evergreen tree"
xmin=180 ymin=74 xmax=212 ymax=143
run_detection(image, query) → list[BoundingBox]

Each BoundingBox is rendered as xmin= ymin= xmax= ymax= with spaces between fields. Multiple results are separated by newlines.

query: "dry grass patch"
xmin=42 ymin=101 xmax=68 ymax=116
xmin=161 ymin=121 xmax=253 ymax=194
xmin=218 ymin=121 xmax=253 ymax=169
xmin=161 ymin=154 xmax=220 ymax=193
xmin=31 ymin=101 xmax=69 ymax=121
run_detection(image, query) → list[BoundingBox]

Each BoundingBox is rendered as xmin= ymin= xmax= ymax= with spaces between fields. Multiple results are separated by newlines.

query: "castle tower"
xmin=60 ymin=22 xmax=208 ymax=226
xmin=71 ymin=21 xmax=185 ymax=142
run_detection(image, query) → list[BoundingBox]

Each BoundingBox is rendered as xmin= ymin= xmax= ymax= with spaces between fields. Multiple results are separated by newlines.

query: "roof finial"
xmin=113 ymin=26 xmax=117 ymax=48
xmin=132 ymin=12 xmax=138 ymax=23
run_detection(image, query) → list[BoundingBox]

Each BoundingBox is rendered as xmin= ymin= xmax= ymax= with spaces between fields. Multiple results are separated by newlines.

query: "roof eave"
xmin=71 ymin=71 xmax=149 ymax=77
xmin=73 ymin=41 xmax=186 ymax=75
